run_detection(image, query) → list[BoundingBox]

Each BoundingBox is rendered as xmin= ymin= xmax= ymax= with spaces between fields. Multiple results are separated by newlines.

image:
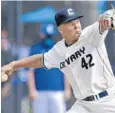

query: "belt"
xmin=83 ymin=91 xmax=108 ymax=101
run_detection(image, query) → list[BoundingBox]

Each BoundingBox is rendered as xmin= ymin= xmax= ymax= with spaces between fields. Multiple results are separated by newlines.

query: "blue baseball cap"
xmin=55 ymin=8 xmax=83 ymax=26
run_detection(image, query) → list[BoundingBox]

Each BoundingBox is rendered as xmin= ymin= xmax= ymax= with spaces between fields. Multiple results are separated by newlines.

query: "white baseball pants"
xmin=32 ymin=91 xmax=66 ymax=113
xmin=67 ymin=86 xmax=115 ymax=113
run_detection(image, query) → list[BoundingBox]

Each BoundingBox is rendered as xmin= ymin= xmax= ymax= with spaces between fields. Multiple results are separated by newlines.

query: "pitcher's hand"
xmin=1 ymin=64 xmax=14 ymax=82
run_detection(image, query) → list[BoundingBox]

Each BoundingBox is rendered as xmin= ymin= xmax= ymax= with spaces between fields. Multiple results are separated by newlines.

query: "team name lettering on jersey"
xmin=60 ymin=47 xmax=85 ymax=69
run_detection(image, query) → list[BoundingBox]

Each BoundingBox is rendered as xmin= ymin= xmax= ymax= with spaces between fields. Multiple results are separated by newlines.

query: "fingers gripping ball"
xmin=1 ymin=64 xmax=14 ymax=82
xmin=1 ymin=73 xmax=8 ymax=82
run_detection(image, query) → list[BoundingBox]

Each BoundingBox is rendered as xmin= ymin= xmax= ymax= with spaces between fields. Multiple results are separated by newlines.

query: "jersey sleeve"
xmin=91 ymin=22 xmax=108 ymax=45
xmin=43 ymin=44 xmax=61 ymax=69
xmin=82 ymin=22 xmax=108 ymax=46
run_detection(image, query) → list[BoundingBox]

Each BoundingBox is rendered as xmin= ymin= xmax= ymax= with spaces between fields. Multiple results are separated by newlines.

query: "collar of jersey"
xmin=64 ymin=38 xmax=79 ymax=47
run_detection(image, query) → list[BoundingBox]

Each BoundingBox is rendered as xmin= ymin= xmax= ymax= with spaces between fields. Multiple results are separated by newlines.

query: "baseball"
xmin=1 ymin=73 xmax=8 ymax=82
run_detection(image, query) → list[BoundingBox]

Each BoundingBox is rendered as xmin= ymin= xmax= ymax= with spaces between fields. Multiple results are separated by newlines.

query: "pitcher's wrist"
xmin=9 ymin=61 xmax=17 ymax=71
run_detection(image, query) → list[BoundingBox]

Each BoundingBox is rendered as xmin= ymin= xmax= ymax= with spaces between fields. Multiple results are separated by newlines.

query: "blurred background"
xmin=1 ymin=1 xmax=115 ymax=113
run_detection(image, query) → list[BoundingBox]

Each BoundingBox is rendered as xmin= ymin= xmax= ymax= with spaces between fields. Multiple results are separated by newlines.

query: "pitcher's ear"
xmin=58 ymin=25 xmax=63 ymax=34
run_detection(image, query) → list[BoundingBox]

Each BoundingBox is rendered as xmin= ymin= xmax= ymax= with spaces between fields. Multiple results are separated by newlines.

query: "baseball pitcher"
xmin=1 ymin=6 xmax=115 ymax=113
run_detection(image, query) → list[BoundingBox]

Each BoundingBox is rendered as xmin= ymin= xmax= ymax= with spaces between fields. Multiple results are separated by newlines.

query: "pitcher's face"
xmin=58 ymin=19 xmax=82 ymax=42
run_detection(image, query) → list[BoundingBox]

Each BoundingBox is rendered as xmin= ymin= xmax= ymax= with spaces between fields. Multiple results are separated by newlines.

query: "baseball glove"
xmin=103 ymin=5 xmax=115 ymax=30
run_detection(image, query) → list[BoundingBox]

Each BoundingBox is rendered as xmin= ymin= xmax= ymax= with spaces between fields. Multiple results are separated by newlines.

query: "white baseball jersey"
xmin=43 ymin=22 xmax=115 ymax=99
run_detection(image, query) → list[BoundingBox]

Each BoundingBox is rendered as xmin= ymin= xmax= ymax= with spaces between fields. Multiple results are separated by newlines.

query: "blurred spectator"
xmin=1 ymin=30 xmax=14 ymax=113
xmin=1 ymin=30 xmax=30 ymax=113
xmin=27 ymin=23 xmax=71 ymax=113
xmin=1 ymin=30 xmax=13 ymax=66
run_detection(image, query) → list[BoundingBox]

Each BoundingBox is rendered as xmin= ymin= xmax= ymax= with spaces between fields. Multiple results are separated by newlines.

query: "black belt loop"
xmin=83 ymin=91 xmax=108 ymax=101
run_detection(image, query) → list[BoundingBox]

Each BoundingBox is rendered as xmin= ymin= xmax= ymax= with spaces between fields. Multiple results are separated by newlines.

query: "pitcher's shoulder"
xmin=52 ymin=39 xmax=66 ymax=57
xmin=54 ymin=39 xmax=66 ymax=49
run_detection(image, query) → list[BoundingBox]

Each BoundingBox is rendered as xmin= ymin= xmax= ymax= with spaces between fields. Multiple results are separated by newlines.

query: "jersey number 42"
xmin=81 ymin=54 xmax=95 ymax=69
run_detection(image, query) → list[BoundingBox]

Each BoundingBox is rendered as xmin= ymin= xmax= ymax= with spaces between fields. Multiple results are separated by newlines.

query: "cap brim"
xmin=63 ymin=15 xmax=84 ymax=24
